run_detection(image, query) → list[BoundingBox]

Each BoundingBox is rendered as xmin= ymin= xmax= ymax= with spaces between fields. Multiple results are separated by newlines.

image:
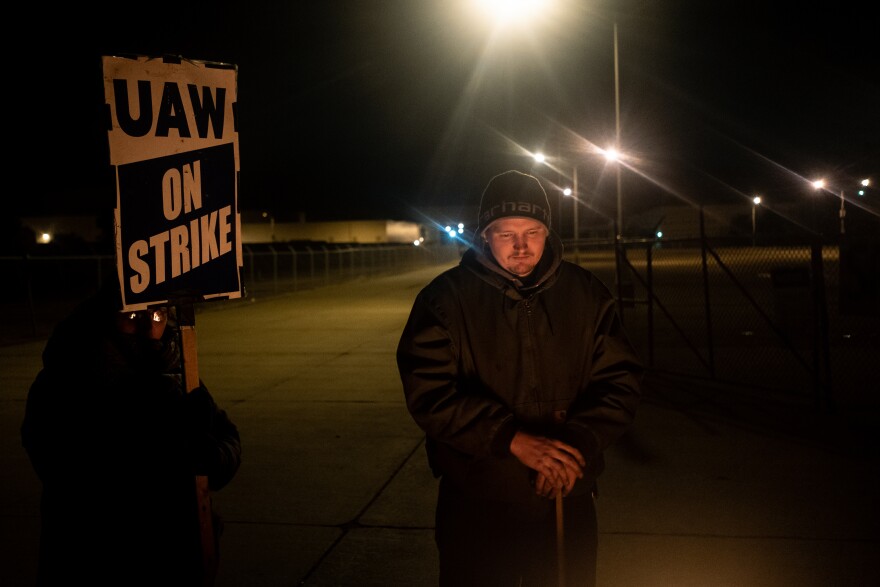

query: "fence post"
xmin=810 ymin=241 xmax=834 ymax=411
xmin=244 ymin=245 xmax=254 ymax=297
xmin=24 ymin=254 xmax=37 ymax=338
xmin=646 ymin=242 xmax=654 ymax=368
xmin=287 ymin=244 xmax=298 ymax=291
xmin=271 ymin=245 xmax=279 ymax=294
xmin=699 ymin=208 xmax=716 ymax=379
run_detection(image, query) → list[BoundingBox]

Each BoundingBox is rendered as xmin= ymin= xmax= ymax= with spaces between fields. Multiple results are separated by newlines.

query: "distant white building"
xmin=19 ymin=214 xmax=427 ymax=247
xmin=19 ymin=195 xmax=479 ymax=248
xmin=241 ymin=219 xmax=424 ymax=244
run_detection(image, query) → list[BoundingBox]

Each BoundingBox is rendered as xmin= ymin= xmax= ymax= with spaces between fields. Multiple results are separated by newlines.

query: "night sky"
xmin=13 ymin=1 xmax=878 ymax=230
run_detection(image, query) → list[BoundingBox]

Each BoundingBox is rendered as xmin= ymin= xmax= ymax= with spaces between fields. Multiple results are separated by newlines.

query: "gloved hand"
xmin=181 ymin=385 xmax=216 ymax=433
xmin=176 ymin=385 xmax=220 ymax=474
xmin=187 ymin=430 xmax=224 ymax=477
xmin=172 ymin=383 xmax=241 ymax=486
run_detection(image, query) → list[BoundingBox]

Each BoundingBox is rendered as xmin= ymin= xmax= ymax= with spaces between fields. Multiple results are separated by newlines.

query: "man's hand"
xmin=509 ymin=430 xmax=585 ymax=498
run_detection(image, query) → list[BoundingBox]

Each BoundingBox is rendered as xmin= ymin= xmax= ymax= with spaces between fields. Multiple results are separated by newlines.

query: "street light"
xmin=613 ymin=20 xmax=622 ymax=240
xmin=533 ymin=152 xmax=578 ymax=244
xmin=572 ymin=166 xmax=579 ymax=251
xmin=474 ymin=2 xmax=623 ymax=237
xmin=839 ymin=178 xmax=870 ymax=236
xmin=603 ymin=147 xmax=621 ymax=240
xmin=811 ymin=178 xmax=870 ymax=236
xmin=562 ymin=185 xmax=576 ymax=242
xmin=474 ymin=0 xmax=550 ymax=27
xmin=810 ymin=179 xmax=827 ymax=235
xmin=751 ymin=196 xmax=761 ymax=245
xmin=261 ymin=211 xmax=275 ymax=242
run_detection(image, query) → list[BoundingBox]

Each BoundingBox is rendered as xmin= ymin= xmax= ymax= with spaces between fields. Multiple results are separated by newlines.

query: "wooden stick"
xmin=179 ymin=305 xmax=217 ymax=587
xmin=556 ymin=493 xmax=565 ymax=587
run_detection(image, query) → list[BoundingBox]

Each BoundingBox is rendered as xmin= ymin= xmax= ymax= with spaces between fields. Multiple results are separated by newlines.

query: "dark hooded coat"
xmin=21 ymin=285 xmax=241 ymax=585
xmin=397 ymin=232 xmax=642 ymax=505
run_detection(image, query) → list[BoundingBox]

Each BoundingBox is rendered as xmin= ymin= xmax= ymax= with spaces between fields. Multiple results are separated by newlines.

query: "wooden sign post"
xmin=178 ymin=302 xmax=217 ymax=585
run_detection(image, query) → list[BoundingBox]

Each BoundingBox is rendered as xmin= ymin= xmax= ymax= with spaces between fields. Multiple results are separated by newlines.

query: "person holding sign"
xmin=21 ymin=280 xmax=241 ymax=585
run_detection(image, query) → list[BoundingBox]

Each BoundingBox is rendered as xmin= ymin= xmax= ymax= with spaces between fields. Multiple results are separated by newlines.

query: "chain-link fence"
xmin=3 ymin=236 xmax=877 ymax=410
xmin=568 ymin=234 xmax=879 ymax=411
xmin=0 ymin=242 xmax=462 ymax=345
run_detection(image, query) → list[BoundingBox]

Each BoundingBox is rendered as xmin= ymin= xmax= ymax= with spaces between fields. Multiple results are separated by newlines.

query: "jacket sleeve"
xmin=560 ymin=287 xmax=643 ymax=462
xmin=396 ymin=286 xmax=518 ymax=459
xmin=20 ymin=369 xmax=67 ymax=483
xmin=180 ymin=383 xmax=242 ymax=491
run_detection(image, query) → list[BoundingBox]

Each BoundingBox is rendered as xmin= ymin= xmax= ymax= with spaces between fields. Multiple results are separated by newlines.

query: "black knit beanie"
xmin=476 ymin=170 xmax=551 ymax=235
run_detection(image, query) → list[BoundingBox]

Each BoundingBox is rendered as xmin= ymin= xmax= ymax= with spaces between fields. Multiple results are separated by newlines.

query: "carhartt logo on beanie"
xmin=476 ymin=170 xmax=551 ymax=235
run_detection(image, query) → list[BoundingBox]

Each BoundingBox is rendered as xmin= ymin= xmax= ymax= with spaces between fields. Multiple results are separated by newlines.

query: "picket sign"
xmin=104 ymin=54 xmax=242 ymax=585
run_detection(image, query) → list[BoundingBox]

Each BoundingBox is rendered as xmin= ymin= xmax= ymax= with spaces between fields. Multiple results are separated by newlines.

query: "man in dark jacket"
xmin=397 ymin=170 xmax=643 ymax=586
xmin=21 ymin=282 xmax=241 ymax=586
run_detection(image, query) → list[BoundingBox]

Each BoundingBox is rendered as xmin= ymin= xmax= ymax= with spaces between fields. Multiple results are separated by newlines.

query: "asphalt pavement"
xmin=2 ymin=263 xmax=878 ymax=586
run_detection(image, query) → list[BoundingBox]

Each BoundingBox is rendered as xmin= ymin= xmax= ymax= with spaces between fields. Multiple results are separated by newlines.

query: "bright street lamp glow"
xmin=860 ymin=178 xmax=870 ymax=187
xmin=811 ymin=179 xmax=825 ymax=190
xmin=563 ymin=187 xmax=572 ymax=196
xmin=603 ymin=148 xmax=619 ymax=162
xmin=753 ymin=196 xmax=762 ymax=205
xmin=476 ymin=0 xmax=550 ymax=26
xmin=533 ymin=152 xmax=545 ymax=164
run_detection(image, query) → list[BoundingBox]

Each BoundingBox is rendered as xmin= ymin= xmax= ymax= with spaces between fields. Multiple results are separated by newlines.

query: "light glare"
xmin=477 ymin=0 xmax=550 ymax=25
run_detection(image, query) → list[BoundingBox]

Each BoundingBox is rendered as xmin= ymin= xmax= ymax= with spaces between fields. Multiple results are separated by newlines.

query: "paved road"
xmin=2 ymin=264 xmax=878 ymax=586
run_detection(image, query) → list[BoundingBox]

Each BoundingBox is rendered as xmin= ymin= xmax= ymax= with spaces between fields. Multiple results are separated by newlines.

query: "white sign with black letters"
xmin=103 ymin=54 xmax=242 ymax=310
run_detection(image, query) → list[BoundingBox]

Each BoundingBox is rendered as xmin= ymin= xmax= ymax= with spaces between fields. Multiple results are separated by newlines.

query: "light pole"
xmin=751 ymin=196 xmax=761 ymax=245
xmin=603 ymin=147 xmax=621 ymax=237
xmin=572 ymin=166 xmax=579 ymax=241
xmin=533 ymin=152 xmax=578 ymax=243
xmin=613 ymin=21 xmax=622 ymax=240
xmin=810 ymin=179 xmax=827 ymax=235
xmin=261 ymin=211 xmax=275 ymax=242
xmin=571 ymin=165 xmax=579 ymax=257
xmin=838 ymin=179 xmax=871 ymax=236
xmin=562 ymin=185 xmax=576 ymax=238
xmin=812 ymin=178 xmax=870 ymax=237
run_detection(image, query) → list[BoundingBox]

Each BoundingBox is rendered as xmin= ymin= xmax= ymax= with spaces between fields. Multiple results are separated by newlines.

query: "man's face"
xmin=483 ymin=217 xmax=548 ymax=277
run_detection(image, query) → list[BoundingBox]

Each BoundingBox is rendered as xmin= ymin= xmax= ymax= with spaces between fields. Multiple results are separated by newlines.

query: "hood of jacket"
xmin=464 ymin=229 xmax=564 ymax=300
